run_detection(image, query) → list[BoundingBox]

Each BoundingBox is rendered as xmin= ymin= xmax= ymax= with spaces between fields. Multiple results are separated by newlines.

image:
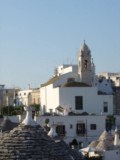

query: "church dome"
xmin=0 ymin=106 xmax=83 ymax=160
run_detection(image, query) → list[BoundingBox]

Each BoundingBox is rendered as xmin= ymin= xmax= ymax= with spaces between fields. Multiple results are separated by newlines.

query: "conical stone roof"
xmin=0 ymin=118 xmax=19 ymax=132
xmin=0 ymin=106 xmax=83 ymax=160
xmin=47 ymin=124 xmax=83 ymax=160
xmin=88 ymin=130 xmax=115 ymax=152
xmin=98 ymin=130 xmax=113 ymax=141
xmin=88 ymin=140 xmax=99 ymax=148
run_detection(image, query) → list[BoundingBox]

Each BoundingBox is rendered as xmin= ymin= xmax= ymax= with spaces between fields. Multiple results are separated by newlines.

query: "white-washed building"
xmin=95 ymin=77 xmax=114 ymax=95
xmin=17 ymin=89 xmax=32 ymax=106
xmin=40 ymin=83 xmax=113 ymax=115
xmin=35 ymin=115 xmax=106 ymax=148
xmin=40 ymin=42 xmax=113 ymax=116
xmin=97 ymin=72 xmax=120 ymax=87
xmin=16 ymin=88 xmax=40 ymax=107
xmin=39 ymin=41 xmax=115 ymax=147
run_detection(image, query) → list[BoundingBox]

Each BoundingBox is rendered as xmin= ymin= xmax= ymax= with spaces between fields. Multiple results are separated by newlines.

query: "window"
xmin=104 ymin=106 xmax=108 ymax=112
xmin=75 ymin=96 xmax=83 ymax=110
xmin=70 ymin=124 xmax=73 ymax=129
xmin=90 ymin=124 xmax=97 ymax=130
xmin=76 ymin=123 xmax=85 ymax=135
xmin=103 ymin=102 xmax=108 ymax=112
xmin=56 ymin=125 xmax=65 ymax=136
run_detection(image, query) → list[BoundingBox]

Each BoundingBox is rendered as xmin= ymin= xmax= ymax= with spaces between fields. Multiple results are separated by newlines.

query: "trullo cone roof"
xmin=0 ymin=106 xmax=83 ymax=160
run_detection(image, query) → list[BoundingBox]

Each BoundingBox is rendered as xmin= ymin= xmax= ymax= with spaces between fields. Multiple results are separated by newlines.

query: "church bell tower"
xmin=78 ymin=41 xmax=92 ymax=85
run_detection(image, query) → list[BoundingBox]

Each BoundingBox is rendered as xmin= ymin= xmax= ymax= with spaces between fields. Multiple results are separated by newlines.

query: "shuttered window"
xmin=56 ymin=125 xmax=65 ymax=136
xmin=75 ymin=96 xmax=83 ymax=110
xmin=76 ymin=123 xmax=85 ymax=135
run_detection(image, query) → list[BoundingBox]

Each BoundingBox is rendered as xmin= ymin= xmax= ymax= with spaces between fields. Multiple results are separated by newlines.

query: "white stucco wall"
xmin=59 ymin=87 xmax=98 ymax=114
xmin=96 ymin=78 xmax=113 ymax=94
xmin=56 ymin=65 xmax=78 ymax=76
xmin=40 ymin=84 xmax=113 ymax=115
xmin=40 ymin=85 xmax=60 ymax=113
xmin=4 ymin=115 xmax=21 ymax=123
xmin=104 ymin=149 xmax=120 ymax=160
xmin=97 ymin=95 xmax=113 ymax=115
xmin=59 ymin=87 xmax=113 ymax=115
xmin=97 ymin=72 xmax=120 ymax=87
xmin=35 ymin=115 xmax=106 ymax=146
xmin=53 ymin=72 xmax=79 ymax=88
xmin=17 ymin=90 xmax=32 ymax=106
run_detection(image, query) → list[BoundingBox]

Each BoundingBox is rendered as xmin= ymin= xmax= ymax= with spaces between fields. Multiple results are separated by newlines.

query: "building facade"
xmin=36 ymin=115 xmax=106 ymax=147
xmin=39 ymin=42 xmax=115 ymax=146
xmin=17 ymin=89 xmax=32 ymax=106
xmin=40 ymin=42 xmax=113 ymax=116
xmin=40 ymin=84 xmax=113 ymax=115
xmin=17 ymin=88 xmax=40 ymax=106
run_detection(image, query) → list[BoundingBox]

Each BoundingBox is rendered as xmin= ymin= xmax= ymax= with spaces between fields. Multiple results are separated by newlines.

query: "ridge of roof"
xmin=61 ymin=81 xmax=91 ymax=87
xmin=41 ymin=75 xmax=60 ymax=87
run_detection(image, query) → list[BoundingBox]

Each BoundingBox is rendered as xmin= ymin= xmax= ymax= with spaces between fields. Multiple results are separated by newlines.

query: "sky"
xmin=0 ymin=0 xmax=120 ymax=89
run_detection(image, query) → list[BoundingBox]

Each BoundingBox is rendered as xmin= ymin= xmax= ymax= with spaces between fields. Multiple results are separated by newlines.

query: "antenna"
xmin=67 ymin=57 xmax=69 ymax=64
xmin=28 ymin=84 xmax=30 ymax=89
xmin=71 ymin=59 xmax=74 ymax=65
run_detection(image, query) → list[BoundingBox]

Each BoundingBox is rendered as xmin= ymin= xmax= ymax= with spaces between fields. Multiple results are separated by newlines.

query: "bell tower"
xmin=78 ymin=41 xmax=92 ymax=85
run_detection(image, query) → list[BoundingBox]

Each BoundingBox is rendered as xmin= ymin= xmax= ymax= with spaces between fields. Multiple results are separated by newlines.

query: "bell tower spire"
xmin=78 ymin=41 xmax=92 ymax=85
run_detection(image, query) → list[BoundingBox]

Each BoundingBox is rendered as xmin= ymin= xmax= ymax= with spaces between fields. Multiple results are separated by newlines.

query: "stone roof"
xmin=0 ymin=119 xmax=19 ymax=132
xmin=41 ymin=75 xmax=60 ymax=87
xmin=61 ymin=82 xmax=91 ymax=87
xmin=53 ymin=136 xmax=83 ymax=160
xmin=0 ymin=106 xmax=83 ymax=160
xmin=88 ymin=140 xmax=99 ymax=148
xmin=88 ymin=130 xmax=117 ymax=152
xmin=96 ymin=139 xmax=114 ymax=151
xmin=47 ymin=124 xmax=83 ymax=160
xmin=98 ymin=130 xmax=113 ymax=141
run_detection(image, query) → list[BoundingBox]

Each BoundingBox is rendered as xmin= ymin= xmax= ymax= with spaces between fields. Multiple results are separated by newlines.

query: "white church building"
xmin=40 ymin=41 xmax=114 ymax=116
xmin=38 ymin=41 xmax=115 ymax=147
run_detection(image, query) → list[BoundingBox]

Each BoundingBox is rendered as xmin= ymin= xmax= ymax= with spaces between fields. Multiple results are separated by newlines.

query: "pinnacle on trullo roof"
xmin=22 ymin=106 xmax=38 ymax=126
xmin=48 ymin=122 xmax=57 ymax=137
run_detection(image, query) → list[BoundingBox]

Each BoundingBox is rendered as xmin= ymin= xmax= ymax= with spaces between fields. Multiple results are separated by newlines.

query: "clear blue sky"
xmin=0 ymin=0 xmax=120 ymax=89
